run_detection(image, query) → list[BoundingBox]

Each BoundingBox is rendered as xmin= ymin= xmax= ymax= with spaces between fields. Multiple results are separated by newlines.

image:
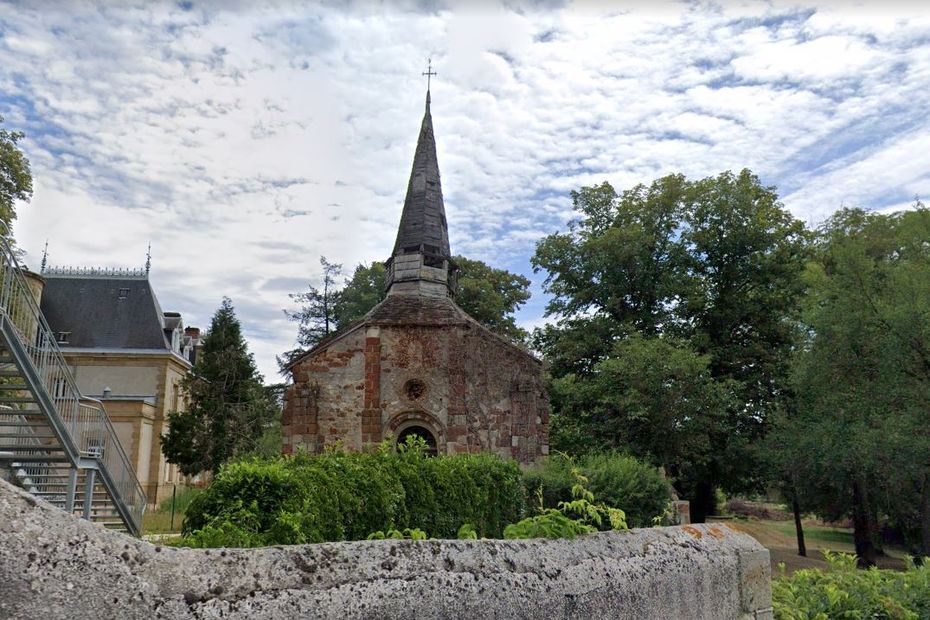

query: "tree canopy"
xmin=533 ymin=170 xmax=809 ymax=521
xmin=162 ymin=298 xmax=278 ymax=475
xmin=767 ymin=206 xmax=930 ymax=563
xmin=0 ymin=115 xmax=33 ymax=236
xmin=454 ymin=256 xmax=531 ymax=342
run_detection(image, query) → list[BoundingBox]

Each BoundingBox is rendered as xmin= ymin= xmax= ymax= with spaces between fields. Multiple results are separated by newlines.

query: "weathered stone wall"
xmin=282 ymin=329 xmax=367 ymax=455
xmin=0 ymin=479 xmax=772 ymax=619
xmin=283 ymin=319 xmax=548 ymax=462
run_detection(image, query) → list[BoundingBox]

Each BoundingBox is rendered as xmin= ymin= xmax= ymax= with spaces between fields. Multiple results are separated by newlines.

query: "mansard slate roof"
xmin=40 ymin=275 xmax=172 ymax=350
xmin=391 ymin=91 xmax=451 ymax=261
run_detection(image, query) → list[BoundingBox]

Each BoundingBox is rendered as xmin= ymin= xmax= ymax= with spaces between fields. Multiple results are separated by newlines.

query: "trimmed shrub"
xmin=523 ymin=453 xmax=672 ymax=528
xmin=180 ymin=444 xmax=525 ymax=547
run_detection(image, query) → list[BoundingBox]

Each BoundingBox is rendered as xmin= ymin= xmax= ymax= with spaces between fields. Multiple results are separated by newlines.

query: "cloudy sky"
xmin=1 ymin=1 xmax=929 ymax=380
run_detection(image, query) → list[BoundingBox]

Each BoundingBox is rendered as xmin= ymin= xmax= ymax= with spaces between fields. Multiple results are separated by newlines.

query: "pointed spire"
xmin=391 ymin=89 xmax=450 ymax=261
xmin=385 ymin=87 xmax=455 ymax=297
xmin=40 ymin=240 xmax=48 ymax=273
xmin=145 ymin=243 xmax=151 ymax=275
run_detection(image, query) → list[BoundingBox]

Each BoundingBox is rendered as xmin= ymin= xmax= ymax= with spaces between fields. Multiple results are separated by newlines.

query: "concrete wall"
xmin=0 ymin=479 xmax=772 ymax=620
xmin=284 ymin=321 xmax=549 ymax=462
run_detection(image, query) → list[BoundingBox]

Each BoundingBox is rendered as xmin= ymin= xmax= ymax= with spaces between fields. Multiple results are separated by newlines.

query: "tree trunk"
xmin=792 ymin=496 xmax=807 ymax=557
xmin=920 ymin=473 xmax=930 ymax=561
xmin=689 ymin=480 xmax=717 ymax=524
xmin=852 ymin=479 xmax=884 ymax=567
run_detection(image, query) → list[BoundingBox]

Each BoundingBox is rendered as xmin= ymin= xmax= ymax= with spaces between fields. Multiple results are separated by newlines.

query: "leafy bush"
xmin=367 ymin=528 xmax=428 ymax=540
xmin=179 ymin=442 xmax=525 ymax=547
xmin=773 ymin=551 xmax=930 ymax=619
xmin=503 ymin=510 xmax=595 ymax=540
xmin=523 ymin=453 xmax=671 ymax=528
xmin=506 ymin=468 xmax=628 ymax=540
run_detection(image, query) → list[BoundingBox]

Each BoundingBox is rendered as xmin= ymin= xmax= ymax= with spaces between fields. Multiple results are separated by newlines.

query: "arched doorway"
xmin=396 ymin=425 xmax=438 ymax=456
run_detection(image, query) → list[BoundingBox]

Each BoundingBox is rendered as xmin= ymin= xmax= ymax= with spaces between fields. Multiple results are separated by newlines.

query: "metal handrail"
xmin=0 ymin=235 xmax=146 ymax=532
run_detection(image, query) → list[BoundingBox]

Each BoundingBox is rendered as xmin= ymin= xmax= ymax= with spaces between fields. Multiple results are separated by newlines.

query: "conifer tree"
xmin=162 ymin=297 xmax=277 ymax=475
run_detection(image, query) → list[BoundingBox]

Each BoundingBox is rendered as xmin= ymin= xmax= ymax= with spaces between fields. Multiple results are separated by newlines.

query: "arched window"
xmin=396 ymin=425 xmax=438 ymax=456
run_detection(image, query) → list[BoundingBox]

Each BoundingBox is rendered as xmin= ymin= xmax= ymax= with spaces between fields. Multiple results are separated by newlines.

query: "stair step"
xmin=0 ymin=420 xmax=54 ymax=427
xmin=0 ymin=369 xmax=22 ymax=376
xmin=0 ymin=397 xmax=37 ymax=404
xmin=0 ymin=444 xmax=65 ymax=452
xmin=0 ymin=384 xmax=28 ymax=391
xmin=15 ymin=475 xmax=72 ymax=481
xmin=0 ymin=454 xmax=70 ymax=463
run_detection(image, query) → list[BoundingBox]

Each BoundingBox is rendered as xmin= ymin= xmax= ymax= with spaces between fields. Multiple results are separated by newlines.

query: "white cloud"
xmin=1 ymin=1 xmax=929 ymax=378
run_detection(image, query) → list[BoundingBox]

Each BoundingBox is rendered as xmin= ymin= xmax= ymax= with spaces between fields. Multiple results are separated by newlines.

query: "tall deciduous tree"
xmin=162 ymin=298 xmax=277 ymax=475
xmin=533 ymin=170 xmax=809 ymax=521
xmin=332 ymin=262 xmax=387 ymax=326
xmin=0 ymin=115 xmax=33 ymax=236
xmin=769 ymin=207 xmax=930 ymax=564
xmin=454 ymin=256 xmax=531 ymax=342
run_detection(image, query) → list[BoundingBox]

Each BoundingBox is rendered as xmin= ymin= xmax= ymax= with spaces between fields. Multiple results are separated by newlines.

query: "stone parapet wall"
xmin=0 ymin=479 xmax=771 ymax=619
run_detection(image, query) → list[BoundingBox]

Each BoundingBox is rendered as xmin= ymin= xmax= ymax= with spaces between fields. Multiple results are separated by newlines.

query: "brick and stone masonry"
xmin=282 ymin=296 xmax=549 ymax=461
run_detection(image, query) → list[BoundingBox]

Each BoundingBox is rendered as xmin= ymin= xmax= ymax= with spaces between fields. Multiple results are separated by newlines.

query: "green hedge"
xmin=773 ymin=551 xmax=930 ymax=619
xmin=180 ymin=446 xmax=525 ymax=547
xmin=522 ymin=453 xmax=672 ymax=528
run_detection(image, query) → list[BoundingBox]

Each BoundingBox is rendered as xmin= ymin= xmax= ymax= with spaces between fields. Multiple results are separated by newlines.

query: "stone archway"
xmin=396 ymin=425 xmax=438 ymax=456
xmin=387 ymin=410 xmax=445 ymax=456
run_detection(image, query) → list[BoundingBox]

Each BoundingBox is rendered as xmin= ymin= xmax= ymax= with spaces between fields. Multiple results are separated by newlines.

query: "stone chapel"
xmin=281 ymin=91 xmax=549 ymax=463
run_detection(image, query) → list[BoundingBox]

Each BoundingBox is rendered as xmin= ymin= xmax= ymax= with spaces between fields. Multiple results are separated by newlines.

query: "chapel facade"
xmin=281 ymin=91 xmax=549 ymax=463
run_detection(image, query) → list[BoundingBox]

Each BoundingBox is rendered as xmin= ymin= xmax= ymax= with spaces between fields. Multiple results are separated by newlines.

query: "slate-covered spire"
xmin=391 ymin=91 xmax=450 ymax=262
xmin=384 ymin=90 xmax=455 ymax=298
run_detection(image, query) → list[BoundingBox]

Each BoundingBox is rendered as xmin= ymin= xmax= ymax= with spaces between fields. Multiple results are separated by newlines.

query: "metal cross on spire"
xmin=422 ymin=57 xmax=437 ymax=91
xmin=145 ymin=243 xmax=151 ymax=275
xmin=40 ymin=240 xmax=48 ymax=273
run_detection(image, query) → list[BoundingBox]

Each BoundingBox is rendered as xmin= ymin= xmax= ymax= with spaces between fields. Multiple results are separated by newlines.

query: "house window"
xmin=118 ymin=288 xmax=130 ymax=299
xmin=56 ymin=331 xmax=70 ymax=344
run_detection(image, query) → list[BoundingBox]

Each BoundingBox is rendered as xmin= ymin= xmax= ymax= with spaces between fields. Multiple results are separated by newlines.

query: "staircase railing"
xmin=0 ymin=235 xmax=146 ymax=534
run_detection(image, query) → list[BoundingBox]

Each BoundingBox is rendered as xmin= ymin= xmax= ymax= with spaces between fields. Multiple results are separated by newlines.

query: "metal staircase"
xmin=0 ymin=237 xmax=146 ymax=535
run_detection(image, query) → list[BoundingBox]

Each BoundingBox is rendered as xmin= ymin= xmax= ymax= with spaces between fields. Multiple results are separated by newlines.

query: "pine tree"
xmin=162 ymin=297 xmax=277 ymax=475
xmin=277 ymin=256 xmax=343 ymax=372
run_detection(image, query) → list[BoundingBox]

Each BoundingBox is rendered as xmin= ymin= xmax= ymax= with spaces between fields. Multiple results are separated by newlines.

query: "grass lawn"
xmin=731 ymin=518 xmax=908 ymax=575
xmin=142 ymin=486 xmax=202 ymax=536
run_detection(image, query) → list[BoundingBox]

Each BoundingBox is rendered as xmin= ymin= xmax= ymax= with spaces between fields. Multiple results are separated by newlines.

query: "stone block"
xmin=738 ymin=547 xmax=772 ymax=615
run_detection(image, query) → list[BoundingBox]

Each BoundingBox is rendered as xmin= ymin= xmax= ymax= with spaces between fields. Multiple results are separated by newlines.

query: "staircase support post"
xmin=82 ymin=468 xmax=95 ymax=520
xmin=65 ymin=467 xmax=77 ymax=514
